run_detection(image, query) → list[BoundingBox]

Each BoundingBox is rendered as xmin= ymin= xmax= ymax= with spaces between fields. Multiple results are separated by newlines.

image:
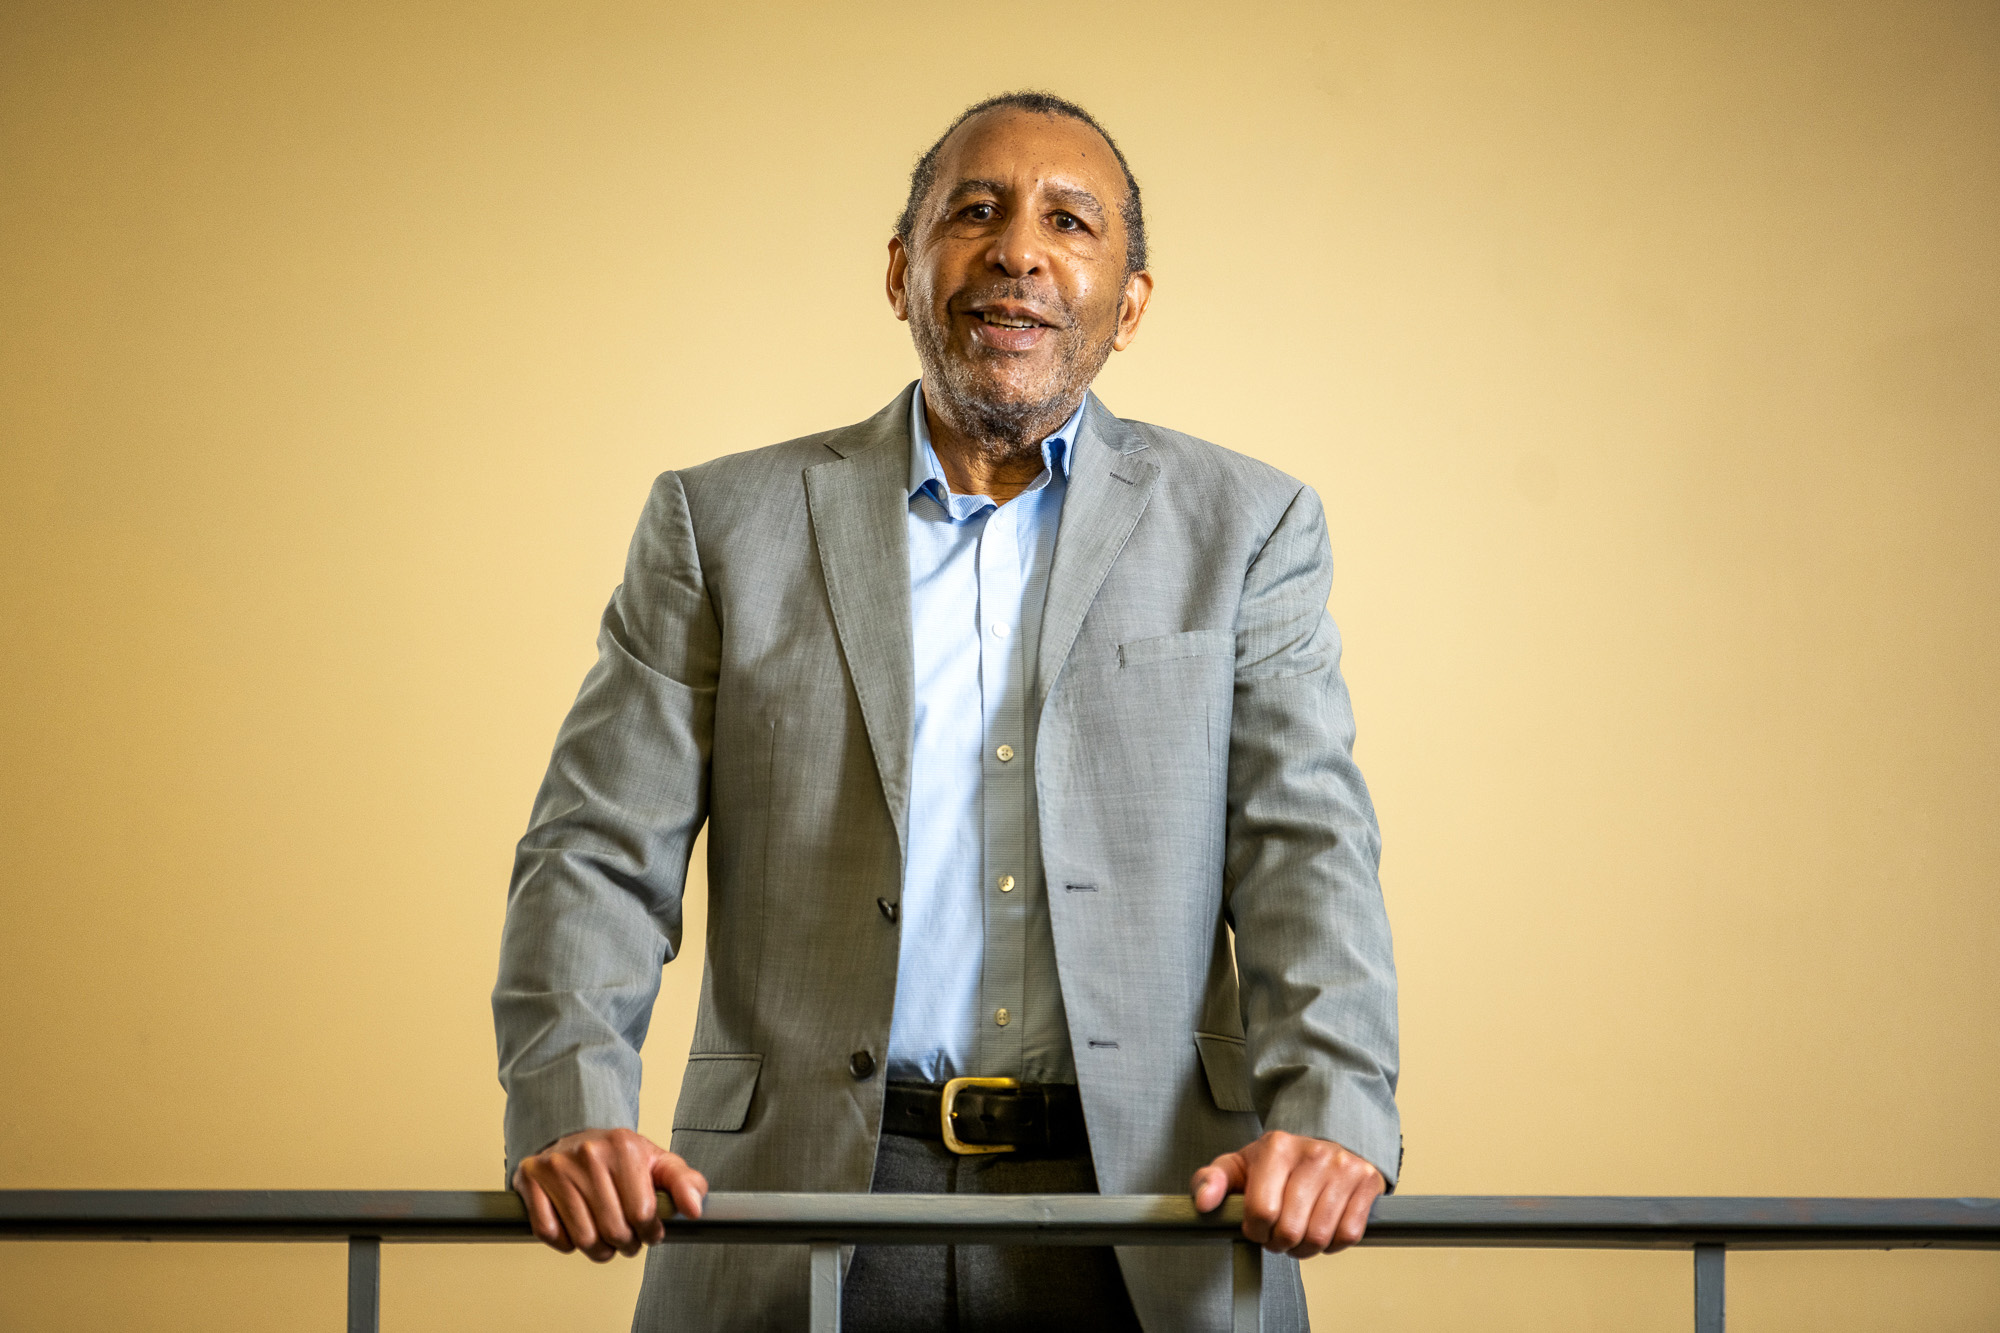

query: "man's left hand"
xmin=1190 ymin=1130 xmax=1385 ymax=1258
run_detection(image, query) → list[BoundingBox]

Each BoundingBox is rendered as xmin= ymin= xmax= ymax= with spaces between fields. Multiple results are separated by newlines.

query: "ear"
xmin=1111 ymin=268 xmax=1154 ymax=352
xmin=886 ymin=236 xmax=911 ymax=322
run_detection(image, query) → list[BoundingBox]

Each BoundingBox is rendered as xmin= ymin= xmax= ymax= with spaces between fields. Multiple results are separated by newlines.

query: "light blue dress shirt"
xmin=885 ymin=385 xmax=1086 ymax=1085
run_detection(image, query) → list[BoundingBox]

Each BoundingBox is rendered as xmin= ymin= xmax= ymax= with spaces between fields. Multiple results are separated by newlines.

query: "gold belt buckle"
xmin=940 ymin=1076 xmax=1020 ymax=1155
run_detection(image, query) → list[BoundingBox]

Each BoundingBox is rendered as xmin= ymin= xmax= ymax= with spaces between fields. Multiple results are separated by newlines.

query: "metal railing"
xmin=4 ymin=1191 xmax=1996 ymax=1332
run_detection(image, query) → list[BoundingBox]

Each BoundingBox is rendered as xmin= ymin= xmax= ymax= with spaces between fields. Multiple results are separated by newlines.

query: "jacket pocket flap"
xmin=672 ymin=1053 xmax=763 ymax=1132
xmin=1193 ymin=1033 xmax=1257 ymax=1114
xmin=1120 ymin=629 xmax=1234 ymax=668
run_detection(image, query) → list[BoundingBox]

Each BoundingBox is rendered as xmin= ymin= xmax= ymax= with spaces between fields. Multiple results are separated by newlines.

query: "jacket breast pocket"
xmin=672 ymin=1053 xmax=763 ymax=1132
xmin=1119 ymin=628 xmax=1234 ymax=669
xmin=1193 ymin=1032 xmax=1257 ymax=1114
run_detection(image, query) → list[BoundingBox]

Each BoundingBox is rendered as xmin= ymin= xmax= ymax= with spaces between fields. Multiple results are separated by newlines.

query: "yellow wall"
xmin=3 ymin=2 xmax=1996 ymax=1327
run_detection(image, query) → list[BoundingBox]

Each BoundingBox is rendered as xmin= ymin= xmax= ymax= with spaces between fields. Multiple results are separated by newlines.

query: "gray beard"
xmin=937 ymin=384 xmax=1075 ymax=463
xmin=910 ymin=307 xmax=1109 ymax=460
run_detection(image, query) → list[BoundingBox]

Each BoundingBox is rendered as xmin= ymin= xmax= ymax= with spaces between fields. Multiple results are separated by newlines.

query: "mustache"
xmin=950 ymin=281 xmax=1078 ymax=328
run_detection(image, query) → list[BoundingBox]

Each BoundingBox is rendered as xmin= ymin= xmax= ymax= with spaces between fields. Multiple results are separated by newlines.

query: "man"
xmin=494 ymin=91 xmax=1400 ymax=1331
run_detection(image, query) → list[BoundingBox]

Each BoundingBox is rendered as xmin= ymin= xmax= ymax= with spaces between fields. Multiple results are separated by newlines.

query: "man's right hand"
xmin=512 ymin=1128 xmax=708 ymax=1262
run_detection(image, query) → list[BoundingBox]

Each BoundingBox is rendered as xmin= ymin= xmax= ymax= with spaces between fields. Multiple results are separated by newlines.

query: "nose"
xmin=987 ymin=208 xmax=1046 ymax=279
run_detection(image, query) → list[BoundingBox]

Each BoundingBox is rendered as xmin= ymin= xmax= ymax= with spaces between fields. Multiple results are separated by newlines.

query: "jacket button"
xmin=877 ymin=897 xmax=899 ymax=923
xmin=848 ymin=1050 xmax=876 ymax=1079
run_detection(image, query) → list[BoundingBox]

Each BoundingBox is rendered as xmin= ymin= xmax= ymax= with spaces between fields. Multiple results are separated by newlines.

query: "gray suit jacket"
xmin=494 ymin=385 xmax=1400 ymax=1332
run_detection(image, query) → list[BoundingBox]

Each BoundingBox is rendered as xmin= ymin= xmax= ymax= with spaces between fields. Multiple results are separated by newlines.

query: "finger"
xmin=519 ymin=1173 xmax=574 ymax=1253
xmin=1190 ymin=1152 xmax=1247 ymax=1213
xmin=1240 ymin=1144 xmax=1296 ymax=1246
xmin=1290 ymin=1176 xmax=1348 ymax=1260
xmin=657 ymin=1155 xmax=707 ymax=1222
xmin=1330 ymin=1172 xmax=1382 ymax=1252
xmin=544 ymin=1165 xmax=607 ymax=1261
xmin=1266 ymin=1148 xmax=1335 ymax=1254
xmin=608 ymin=1142 xmax=662 ymax=1248
xmin=581 ymin=1146 xmax=640 ymax=1257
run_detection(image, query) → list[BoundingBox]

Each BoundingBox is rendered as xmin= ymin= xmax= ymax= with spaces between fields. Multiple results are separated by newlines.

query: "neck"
xmin=923 ymin=391 xmax=1080 ymax=505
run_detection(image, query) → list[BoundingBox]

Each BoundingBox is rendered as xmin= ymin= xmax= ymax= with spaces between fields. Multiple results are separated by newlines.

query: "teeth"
xmin=982 ymin=314 xmax=1037 ymax=328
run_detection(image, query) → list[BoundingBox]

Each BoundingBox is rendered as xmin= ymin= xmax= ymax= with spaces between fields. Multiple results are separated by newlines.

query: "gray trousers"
xmin=841 ymin=1134 xmax=1146 ymax=1332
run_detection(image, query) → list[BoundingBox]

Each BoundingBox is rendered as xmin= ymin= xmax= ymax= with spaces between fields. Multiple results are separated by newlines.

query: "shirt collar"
xmin=907 ymin=383 xmax=1085 ymax=505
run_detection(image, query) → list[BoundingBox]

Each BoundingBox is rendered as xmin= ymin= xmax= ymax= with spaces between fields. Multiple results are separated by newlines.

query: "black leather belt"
xmin=883 ymin=1078 xmax=1088 ymax=1156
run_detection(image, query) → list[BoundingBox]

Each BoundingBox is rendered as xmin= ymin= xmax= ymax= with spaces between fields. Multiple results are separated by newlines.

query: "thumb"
xmin=652 ymin=1150 xmax=707 ymax=1221
xmin=1191 ymin=1151 xmax=1248 ymax=1212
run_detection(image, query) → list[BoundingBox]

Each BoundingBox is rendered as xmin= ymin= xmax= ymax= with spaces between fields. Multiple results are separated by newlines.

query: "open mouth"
xmin=962 ymin=304 xmax=1057 ymax=352
xmin=978 ymin=311 xmax=1045 ymax=330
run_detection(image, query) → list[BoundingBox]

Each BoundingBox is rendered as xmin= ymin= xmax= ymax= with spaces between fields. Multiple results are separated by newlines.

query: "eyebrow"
xmin=940 ymin=178 xmax=1109 ymax=227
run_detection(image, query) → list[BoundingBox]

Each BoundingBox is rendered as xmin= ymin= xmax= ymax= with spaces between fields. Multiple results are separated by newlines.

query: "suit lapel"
xmin=1038 ymin=393 xmax=1158 ymax=705
xmin=804 ymin=388 xmax=918 ymax=854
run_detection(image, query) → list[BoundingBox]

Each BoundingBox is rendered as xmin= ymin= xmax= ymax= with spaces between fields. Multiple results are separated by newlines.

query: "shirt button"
xmin=848 ymin=1050 xmax=876 ymax=1079
xmin=997 ymin=874 xmax=1015 ymax=893
xmin=994 ymin=1008 xmax=1010 ymax=1027
xmin=995 ymin=744 xmax=1014 ymax=762
xmin=991 ymin=622 xmax=1011 ymax=638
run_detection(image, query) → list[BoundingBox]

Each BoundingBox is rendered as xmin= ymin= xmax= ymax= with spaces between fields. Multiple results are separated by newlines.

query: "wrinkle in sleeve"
xmin=492 ymin=471 xmax=721 ymax=1183
xmin=1224 ymin=484 xmax=1403 ymax=1187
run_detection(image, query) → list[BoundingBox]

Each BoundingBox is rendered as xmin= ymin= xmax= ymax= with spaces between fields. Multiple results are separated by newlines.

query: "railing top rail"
xmin=2 ymin=1191 xmax=1997 ymax=1249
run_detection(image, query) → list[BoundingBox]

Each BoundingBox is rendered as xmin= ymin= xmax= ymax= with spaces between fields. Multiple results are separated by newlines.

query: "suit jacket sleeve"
xmin=492 ymin=470 xmax=719 ymax=1184
xmin=1225 ymin=483 xmax=1402 ymax=1188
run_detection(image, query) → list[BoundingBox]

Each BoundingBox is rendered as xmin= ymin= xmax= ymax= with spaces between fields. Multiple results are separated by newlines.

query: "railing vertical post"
xmin=808 ymin=1241 xmax=842 ymax=1333
xmin=1231 ymin=1240 xmax=1262 ymax=1333
xmin=1694 ymin=1243 xmax=1725 ymax=1333
xmin=347 ymin=1236 xmax=381 ymax=1333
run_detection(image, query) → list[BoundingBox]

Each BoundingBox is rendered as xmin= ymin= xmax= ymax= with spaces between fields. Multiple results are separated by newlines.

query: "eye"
xmin=963 ymin=202 xmax=997 ymax=222
xmin=1051 ymin=212 xmax=1081 ymax=231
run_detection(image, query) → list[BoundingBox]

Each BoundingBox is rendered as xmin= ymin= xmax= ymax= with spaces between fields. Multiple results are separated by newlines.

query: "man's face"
xmin=888 ymin=108 xmax=1152 ymax=446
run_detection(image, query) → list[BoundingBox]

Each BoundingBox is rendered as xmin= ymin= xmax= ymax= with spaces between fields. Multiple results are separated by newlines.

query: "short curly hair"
xmin=895 ymin=91 xmax=1149 ymax=277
